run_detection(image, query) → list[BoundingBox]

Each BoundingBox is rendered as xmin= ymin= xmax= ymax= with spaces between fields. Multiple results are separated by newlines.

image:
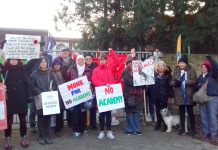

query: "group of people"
xmin=0 ymin=47 xmax=218 ymax=150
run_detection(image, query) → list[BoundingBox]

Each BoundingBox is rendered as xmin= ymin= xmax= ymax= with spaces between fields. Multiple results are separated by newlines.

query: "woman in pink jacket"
xmin=91 ymin=51 xmax=118 ymax=140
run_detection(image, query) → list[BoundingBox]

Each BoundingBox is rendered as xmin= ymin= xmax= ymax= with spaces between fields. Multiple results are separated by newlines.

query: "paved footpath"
xmin=0 ymin=122 xmax=217 ymax=150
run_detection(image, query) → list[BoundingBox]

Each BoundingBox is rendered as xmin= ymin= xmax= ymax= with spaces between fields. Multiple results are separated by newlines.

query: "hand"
xmin=108 ymin=48 xmax=113 ymax=51
xmin=174 ymin=79 xmax=181 ymax=87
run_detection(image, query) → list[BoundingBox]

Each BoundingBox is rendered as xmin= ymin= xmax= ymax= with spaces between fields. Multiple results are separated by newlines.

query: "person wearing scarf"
xmin=65 ymin=55 xmax=92 ymax=138
xmin=171 ymin=55 xmax=197 ymax=136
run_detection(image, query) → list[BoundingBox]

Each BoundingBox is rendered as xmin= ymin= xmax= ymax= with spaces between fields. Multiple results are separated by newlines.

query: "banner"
xmin=58 ymin=76 xmax=92 ymax=109
xmin=41 ymin=91 xmax=60 ymax=116
xmin=0 ymin=83 xmax=7 ymax=130
xmin=95 ymin=83 xmax=125 ymax=113
xmin=132 ymin=59 xmax=155 ymax=86
xmin=4 ymin=34 xmax=41 ymax=59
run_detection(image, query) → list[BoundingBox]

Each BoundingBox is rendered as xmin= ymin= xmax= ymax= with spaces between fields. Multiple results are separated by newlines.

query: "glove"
xmin=174 ymin=79 xmax=181 ymax=87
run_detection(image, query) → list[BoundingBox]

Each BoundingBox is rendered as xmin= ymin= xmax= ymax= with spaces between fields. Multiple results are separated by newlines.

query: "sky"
xmin=0 ymin=0 xmax=82 ymax=38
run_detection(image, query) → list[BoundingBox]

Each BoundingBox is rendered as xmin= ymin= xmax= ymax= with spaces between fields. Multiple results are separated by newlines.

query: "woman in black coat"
xmin=31 ymin=58 xmax=57 ymax=145
xmin=152 ymin=61 xmax=172 ymax=131
xmin=2 ymin=59 xmax=29 ymax=149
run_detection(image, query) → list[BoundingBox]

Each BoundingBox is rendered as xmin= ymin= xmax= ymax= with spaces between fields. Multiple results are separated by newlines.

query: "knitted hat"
xmin=178 ymin=55 xmax=188 ymax=65
xmin=61 ymin=47 xmax=70 ymax=51
xmin=84 ymin=53 xmax=93 ymax=58
xmin=202 ymin=60 xmax=212 ymax=71
xmin=52 ymin=57 xmax=63 ymax=67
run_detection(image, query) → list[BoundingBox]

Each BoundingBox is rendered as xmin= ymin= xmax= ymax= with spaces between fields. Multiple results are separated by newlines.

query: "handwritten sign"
xmin=4 ymin=34 xmax=41 ymax=59
xmin=58 ymin=76 xmax=92 ymax=109
xmin=41 ymin=91 xmax=60 ymax=116
xmin=132 ymin=59 xmax=155 ymax=86
xmin=95 ymin=83 xmax=125 ymax=113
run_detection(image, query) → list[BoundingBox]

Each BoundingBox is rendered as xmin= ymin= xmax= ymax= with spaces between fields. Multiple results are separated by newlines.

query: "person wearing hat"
xmin=52 ymin=57 xmax=65 ymax=137
xmin=55 ymin=47 xmax=75 ymax=127
xmin=84 ymin=53 xmax=98 ymax=130
xmin=171 ymin=55 xmax=197 ymax=136
xmin=198 ymin=57 xmax=218 ymax=144
xmin=122 ymin=59 xmax=143 ymax=135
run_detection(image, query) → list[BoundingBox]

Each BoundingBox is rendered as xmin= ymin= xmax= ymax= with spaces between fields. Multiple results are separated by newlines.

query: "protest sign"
xmin=132 ymin=59 xmax=155 ymax=86
xmin=41 ymin=91 xmax=60 ymax=116
xmin=58 ymin=76 xmax=92 ymax=109
xmin=4 ymin=34 xmax=41 ymax=59
xmin=0 ymin=83 xmax=7 ymax=130
xmin=95 ymin=83 xmax=125 ymax=113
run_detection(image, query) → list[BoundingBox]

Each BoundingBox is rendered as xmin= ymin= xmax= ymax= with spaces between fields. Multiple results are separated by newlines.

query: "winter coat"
xmin=87 ymin=62 xmax=98 ymax=74
xmin=171 ymin=65 xmax=197 ymax=105
xmin=151 ymin=72 xmax=173 ymax=105
xmin=2 ymin=65 xmax=29 ymax=115
xmin=52 ymin=70 xmax=65 ymax=110
xmin=197 ymin=74 xmax=209 ymax=89
xmin=31 ymin=69 xmax=57 ymax=115
xmin=92 ymin=64 xmax=117 ymax=87
xmin=122 ymin=68 xmax=143 ymax=113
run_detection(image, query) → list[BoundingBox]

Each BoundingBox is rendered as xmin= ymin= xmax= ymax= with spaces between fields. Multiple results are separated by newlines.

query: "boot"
xmin=20 ymin=136 xmax=29 ymax=148
xmin=4 ymin=137 xmax=13 ymax=150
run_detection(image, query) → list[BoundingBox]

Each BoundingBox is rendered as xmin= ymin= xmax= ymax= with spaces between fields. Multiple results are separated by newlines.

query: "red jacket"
xmin=91 ymin=64 xmax=116 ymax=87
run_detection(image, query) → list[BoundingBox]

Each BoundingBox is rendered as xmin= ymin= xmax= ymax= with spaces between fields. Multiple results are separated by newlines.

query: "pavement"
xmin=0 ymin=121 xmax=217 ymax=150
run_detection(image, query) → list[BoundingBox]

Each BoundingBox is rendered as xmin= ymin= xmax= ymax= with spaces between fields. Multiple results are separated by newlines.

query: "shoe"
xmin=30 ymin=127 xmax=37 ymax=134
xmin=45 ymin=138 xmax=53 ymax=144
xmin=210 ymin=137 xmax=218 ymax=146
xmin=73 ymin=132 xmax=81 ymax=138
xmin=83 ymin=130 xmax=88 ymax=134
xmin=98 ymin=131 xmax=105 ymax=140
xmin=154 ymin=126 xmax=161 ymax=131
xmin=125 ymin=131 xmax=133 ymax=135
xmin=178 ymin=130 xmax=186 ymax=136
xmin=191 ymin=131 xmax=197 ymax=137
xmin=20 ymin=136 xmax=29 ymax=148
xmin=135 ymin=131 xmax=142 ymax=136
xmin=4 ymin=137 xmax=13 ymax=150
xmin=107 ymin=131 xmax=115 ymax=140
xmin=201 ymin=134 xmax=210 ymax=141
xmin=38 ymin=137 xmax=45 ymax=145
xmin=55 ymin=132 xmax=62 ymax=137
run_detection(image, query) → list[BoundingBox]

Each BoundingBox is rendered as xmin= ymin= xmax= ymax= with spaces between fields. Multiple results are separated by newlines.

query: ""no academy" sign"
xmin=95 ymin=83 xmax=125 ymax=113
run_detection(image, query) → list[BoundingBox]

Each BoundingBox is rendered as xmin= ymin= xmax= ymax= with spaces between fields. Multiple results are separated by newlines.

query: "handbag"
xmin=193 ymin=79 xmax=209 ymax=104
xmin=127 ymin=95 xmax=137 ymax=108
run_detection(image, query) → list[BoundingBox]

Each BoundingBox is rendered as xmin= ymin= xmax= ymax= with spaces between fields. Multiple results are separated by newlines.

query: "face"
xmin=178 ymin=62 xmax=187 ymax=70
xmin=157 ymin=63 xmax=165 ymax=73
xmin=201 ymin=65 xmax=208 ymax=74
xmin=99 ymin=58 xmax=107 ymax=65
xmin=127 ymin=62 xmax=132 ymax=70
xmin=54 ymin=64 xmax=61 ymax=71
xmin=9 ymin=59 xmax=18 ymax=65
xmin=77 ymin=57 xmax=85 ymax=66
xmin=40 ymin=59 xmax=48 ymax=69
xmin=61 ymin=51 xmax=70 ymax=59
xmin=85 ymin=56 xmax=93 ymax=66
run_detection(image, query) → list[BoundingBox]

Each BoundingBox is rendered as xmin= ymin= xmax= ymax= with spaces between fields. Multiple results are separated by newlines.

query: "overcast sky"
xmin=0 ymin=0 xmax=82 ymax=38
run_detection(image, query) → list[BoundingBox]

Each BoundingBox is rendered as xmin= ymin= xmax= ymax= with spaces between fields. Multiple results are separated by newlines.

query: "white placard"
xmin=58 ymin=76 xmax=92 ymax=109
xmin=41 ymin=91 xmax=60 ymax=116
xmin=0 ymin=101 xmax=5 ymax=120
xmin=4 ymin=34 xmax=41 ymax=59
xmin=132 ymin=59 xmax=155 ymax=86
xmin=95 ymin=83 xmax=125 ymax=113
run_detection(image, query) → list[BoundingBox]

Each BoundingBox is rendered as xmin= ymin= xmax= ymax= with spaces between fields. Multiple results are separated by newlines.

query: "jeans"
xmin=55 ymin=110 xmax=64 ymax=132
xmin=125 ymin=111 xmax=141 ymax=133
xmin=99 ymin=111 xmax=111 ymax=131
xmin=72 ymin=104 xmax=86 ymax=133
xmin=29 ymin=102 xmax=36 ymax=128
xmin=200 ymin=97 xmax=218 ymax=137
xmin=5 ymin=114 xmax=27 ymax=137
